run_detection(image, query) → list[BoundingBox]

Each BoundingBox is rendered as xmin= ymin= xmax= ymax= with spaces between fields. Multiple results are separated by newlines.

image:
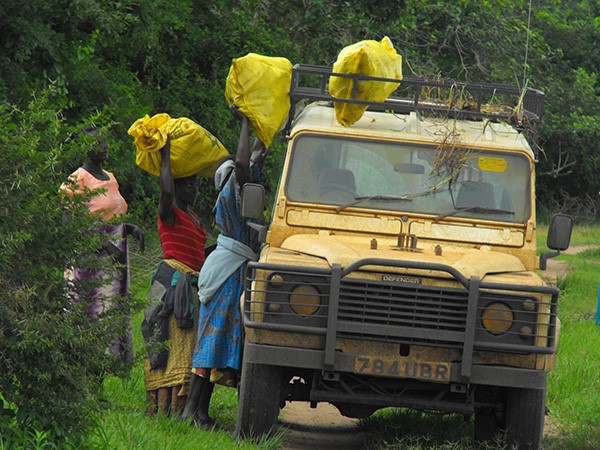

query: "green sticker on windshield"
xmin=478 ymin=156 xmax=507 ymax=173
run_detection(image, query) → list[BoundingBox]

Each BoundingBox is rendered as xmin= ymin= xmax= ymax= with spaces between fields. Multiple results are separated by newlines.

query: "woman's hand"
xmin=229 ymin=104 xmax=247 ymax=122
xmin=250 ymin=139 xmax=269 ymax=168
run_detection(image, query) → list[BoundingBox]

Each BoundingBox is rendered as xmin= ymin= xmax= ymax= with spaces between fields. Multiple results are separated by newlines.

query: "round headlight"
xmin=481 ymin=302 xmax=513 ymax=335
xmin=289 ymin=285 xmax=321 ymax=316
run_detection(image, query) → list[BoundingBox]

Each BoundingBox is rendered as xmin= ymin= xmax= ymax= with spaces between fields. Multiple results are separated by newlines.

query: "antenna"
xmin=523 ymin=0 xmax=533 ymax=87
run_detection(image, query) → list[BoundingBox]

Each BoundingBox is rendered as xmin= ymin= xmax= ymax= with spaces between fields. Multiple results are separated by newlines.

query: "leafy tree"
xmin=533 ymin=1 xmax=600 ymax=216
xmin=0 ymin=93 xmax=135 ymax=447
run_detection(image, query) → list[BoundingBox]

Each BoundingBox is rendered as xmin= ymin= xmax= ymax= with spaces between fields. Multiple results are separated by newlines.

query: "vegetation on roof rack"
xmin=286 ymin=65 xmax=544 ymax=141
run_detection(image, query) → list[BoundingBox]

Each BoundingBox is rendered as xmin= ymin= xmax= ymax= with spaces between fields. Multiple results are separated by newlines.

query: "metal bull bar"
xmin=243 ymin=258 xmax=560 ymax=385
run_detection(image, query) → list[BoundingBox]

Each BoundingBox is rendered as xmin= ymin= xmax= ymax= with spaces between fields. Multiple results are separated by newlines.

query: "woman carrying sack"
xmin=142 ymin=139 xmax=207 ymax=417
xmin=181 ymin=106 xmax=269 ymax=428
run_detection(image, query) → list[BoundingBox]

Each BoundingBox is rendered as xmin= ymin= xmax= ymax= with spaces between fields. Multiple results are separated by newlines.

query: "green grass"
xmin=542 ymin=242 xmax=600 ymax=449
xmin=94 ymin=226 xmax=600 ymax=449
xmin=89 ymin=236 xmax=283 ymax=450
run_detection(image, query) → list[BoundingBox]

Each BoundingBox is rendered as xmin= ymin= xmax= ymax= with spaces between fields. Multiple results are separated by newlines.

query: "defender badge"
xmin=381 ymin=274 xmax=422 ymax=284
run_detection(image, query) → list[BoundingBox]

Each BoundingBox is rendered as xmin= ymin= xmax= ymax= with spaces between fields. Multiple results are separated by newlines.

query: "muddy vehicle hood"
xmin=278 ymin=234 xmax=526 ymax=279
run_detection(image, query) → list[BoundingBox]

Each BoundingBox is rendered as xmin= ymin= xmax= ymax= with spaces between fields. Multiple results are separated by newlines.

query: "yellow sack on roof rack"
xmin=225 ymin=53 xmax=293 ymax=148
xmin=128 ymin=113 xmax=229 ymax=179
xmin=329 ymin=37 xmax=403 ymax=127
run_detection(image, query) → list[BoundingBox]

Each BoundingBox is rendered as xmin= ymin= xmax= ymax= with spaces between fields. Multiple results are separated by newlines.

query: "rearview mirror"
xmin=394 ymin=163 xmax=425 ymax=174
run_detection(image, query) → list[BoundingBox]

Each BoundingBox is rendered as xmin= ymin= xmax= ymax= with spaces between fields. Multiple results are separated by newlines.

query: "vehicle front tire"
xmin=235 ymin=359 xmax=283 ymax=439
xmin=474 ymin=406 xmax=501 ymax=444
xmin=505 ymin=386 xmax=546 ymax=450
xmin=474 ymin=385 xmax=545 ymax=449
xmin=474 ymin=386 xmax=503 ymax=444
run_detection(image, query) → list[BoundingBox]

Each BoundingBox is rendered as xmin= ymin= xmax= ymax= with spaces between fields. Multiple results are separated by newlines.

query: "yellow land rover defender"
xmin=235 ymin=65 xmax=573 ymax=449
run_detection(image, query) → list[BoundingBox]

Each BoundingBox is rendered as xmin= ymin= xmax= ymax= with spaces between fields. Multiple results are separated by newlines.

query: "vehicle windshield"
xmin=285 ymin=135 xmax=531 ymax=223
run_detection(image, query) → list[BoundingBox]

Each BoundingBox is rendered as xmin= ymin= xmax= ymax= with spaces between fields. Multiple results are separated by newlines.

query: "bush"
xmin=0 ymin=93 xmax=135 ymax=447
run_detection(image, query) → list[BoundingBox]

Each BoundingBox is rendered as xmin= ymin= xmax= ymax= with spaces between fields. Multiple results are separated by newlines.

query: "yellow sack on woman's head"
xmin=225 ymin=53 xmax=293 ymax=148
xmin=128 ymin=114 xmax=229 ymax=179
xmin=329 ymin=37 xmax=403 ymax=127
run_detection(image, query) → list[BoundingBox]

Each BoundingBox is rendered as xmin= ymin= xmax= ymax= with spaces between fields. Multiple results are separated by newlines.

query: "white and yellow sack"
xmin=225 ymin=53 xmax=293 ymax=148
xmin=329 ymin=37 xmax=403 ymax=127
xmin=128 ymin=113 xmax=229 ymax=179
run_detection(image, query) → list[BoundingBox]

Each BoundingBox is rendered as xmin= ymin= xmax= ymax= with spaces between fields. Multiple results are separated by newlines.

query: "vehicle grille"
xmin=337 ymin=278 xmax=469 ymax=348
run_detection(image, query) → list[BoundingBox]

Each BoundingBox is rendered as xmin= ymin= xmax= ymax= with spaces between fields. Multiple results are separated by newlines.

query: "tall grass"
xmin=95 ymin=227 xmax=600 ymax=449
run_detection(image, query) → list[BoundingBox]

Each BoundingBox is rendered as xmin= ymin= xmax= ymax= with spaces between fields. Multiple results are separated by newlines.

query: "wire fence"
xmin=129 ymin=233 xmax=162 ymax=292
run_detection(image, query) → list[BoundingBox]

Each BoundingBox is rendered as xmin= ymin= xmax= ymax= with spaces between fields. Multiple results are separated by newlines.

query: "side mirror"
xmin=547 ymin=213 xmax=573 ymax=251
xmin=539 ymin=213 xmax=573 ymax=270
xmin=241 ymin=183 xmax=267 ymax=243
xmin=241 ymin=183 xmax=265 ymax=220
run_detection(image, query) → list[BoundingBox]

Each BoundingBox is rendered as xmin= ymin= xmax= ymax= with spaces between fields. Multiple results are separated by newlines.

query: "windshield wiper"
xmin=336 ymin=195 xmax=413 ymax=212
xmin=434 ymin=206 xmax=515 ymax=221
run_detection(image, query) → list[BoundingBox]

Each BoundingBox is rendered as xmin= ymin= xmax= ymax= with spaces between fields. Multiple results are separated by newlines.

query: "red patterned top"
xmin=158 ymin=206 xmax=206 ymax=272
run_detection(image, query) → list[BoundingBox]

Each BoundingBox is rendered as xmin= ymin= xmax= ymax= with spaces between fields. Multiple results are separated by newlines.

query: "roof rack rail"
xmin=285 ymin=64 xmax=544 ymax=138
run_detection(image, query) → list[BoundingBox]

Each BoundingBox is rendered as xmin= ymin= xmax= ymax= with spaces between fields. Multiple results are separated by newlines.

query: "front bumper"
xmin=244 ymin=341 xmax=547 ymax=390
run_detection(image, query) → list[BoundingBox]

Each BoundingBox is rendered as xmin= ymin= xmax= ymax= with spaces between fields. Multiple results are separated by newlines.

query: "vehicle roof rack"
xmin=285 ymin=64 xmax=544 ymax=141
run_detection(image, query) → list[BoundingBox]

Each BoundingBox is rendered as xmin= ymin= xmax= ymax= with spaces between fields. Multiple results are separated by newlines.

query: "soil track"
xmin=281 ymin=403 xmax=368 ymax=450
xmin=279 ymin=248 xmax=590 ymax=449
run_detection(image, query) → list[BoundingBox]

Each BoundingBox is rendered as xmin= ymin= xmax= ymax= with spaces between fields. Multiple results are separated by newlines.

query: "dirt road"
xmin=281 ymin=403 xmax=368 ymax=450
xmin=279 ymin=250 xmax=585 ymax=449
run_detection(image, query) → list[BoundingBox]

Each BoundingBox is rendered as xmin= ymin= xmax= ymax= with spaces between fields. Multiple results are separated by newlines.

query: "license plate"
xmin=353 ymin=356 xmax=451 ymax=382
